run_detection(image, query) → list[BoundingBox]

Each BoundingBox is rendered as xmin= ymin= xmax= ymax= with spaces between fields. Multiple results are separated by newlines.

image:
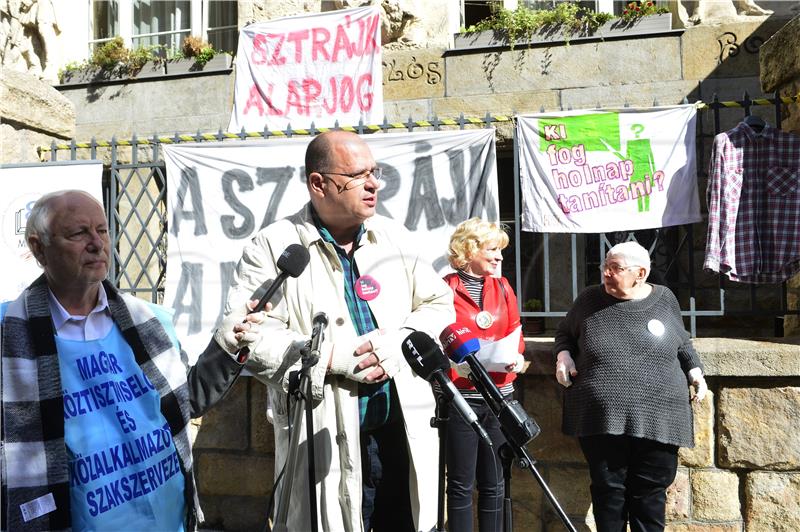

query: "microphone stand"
xmin=430 ymin=390 xmax=448 ymax=532
xmin=272 ymin=313 xmax=326 ymax=532
xmin=467 ymin=362 xmax=577 ymax=532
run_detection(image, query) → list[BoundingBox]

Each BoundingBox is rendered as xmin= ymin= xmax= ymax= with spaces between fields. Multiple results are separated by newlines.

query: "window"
xmin=89 ymin=0 xmax=237 ymax=55
xmin=132 ymin=0 xmax=191 ymax=50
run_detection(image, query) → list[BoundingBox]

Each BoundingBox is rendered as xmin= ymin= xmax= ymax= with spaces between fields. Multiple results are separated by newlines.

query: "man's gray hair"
xmin=606 ymin=241 xmax=651 ymax=277
xmin=25 ymin=190 xmax=100 ymax=247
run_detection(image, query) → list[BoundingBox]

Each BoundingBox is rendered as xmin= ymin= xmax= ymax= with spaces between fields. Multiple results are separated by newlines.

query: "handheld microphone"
xmin=401 ymin=331 xmax=493 ymax=448
xmin=440 ymin=324 xmax=541 ymax=447
xmin=236 ymin=244 xmax=311 ymax=363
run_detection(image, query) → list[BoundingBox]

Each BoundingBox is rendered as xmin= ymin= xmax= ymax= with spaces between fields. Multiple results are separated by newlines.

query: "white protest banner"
xmin=229 ymin=5 xmax=383 ymax=133
xmin=163 ymin=129 xmax=498 ymax=358
xmin=517 ymin=105 xmax=701 ymax=233
xmin=0 ymin=160 xmax=104 ymax=301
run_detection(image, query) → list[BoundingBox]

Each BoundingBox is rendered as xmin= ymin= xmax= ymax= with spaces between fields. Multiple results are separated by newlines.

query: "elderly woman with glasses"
xmin=553 ymin=241 xmax=707 ymax=532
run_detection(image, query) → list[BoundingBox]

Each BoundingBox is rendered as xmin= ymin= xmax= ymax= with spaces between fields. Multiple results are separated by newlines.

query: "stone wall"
xmin=758 ymin=15 xmax=800 ymax=336
xmin=0 ymin=68 xmax=74 ymax=163
xmin=193 ymin=337 xmax=800 ymax=531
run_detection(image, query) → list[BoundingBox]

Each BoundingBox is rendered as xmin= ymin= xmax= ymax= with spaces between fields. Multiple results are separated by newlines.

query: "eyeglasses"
xmin=319 ymin=167 xmax=383 ymax=193
xmin=600 ymin=263 xmax=638 ymax=275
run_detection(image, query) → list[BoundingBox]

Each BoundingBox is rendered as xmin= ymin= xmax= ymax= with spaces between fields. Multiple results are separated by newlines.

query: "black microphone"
xmin=440 ymin=324 xmax=540 ymax=448
xmin=235 ymin=244 xmax=311 ymax=363
xmin=308 ymin=312 xmax=328 ymax=366
xmin=401 ymin=331 xmax=493 ymax=448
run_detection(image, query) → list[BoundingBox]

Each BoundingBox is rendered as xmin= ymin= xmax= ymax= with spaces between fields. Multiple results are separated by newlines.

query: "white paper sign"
xmin=0 ymin=161 xmax=103 ymax=301
xmin=229 ymin=5 xmax=383 ymax=132
xmin=517 ymin=105 xmax=701 ymax=233
xmin=477 ymin=326 xmax=522 ymax=372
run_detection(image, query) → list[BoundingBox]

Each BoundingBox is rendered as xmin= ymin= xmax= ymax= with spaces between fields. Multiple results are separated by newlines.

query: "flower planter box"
xmin=164 ymin=53 xmax=232 ymax=76
xmin=58 ymin=60 xmax=165 ymax=86
xmin=453 ymin=13 xmax=674 ymax=50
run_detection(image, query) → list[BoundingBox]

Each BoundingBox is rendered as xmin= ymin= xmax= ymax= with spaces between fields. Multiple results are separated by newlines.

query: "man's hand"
xmin=328 ymin=328 xmax=405 ymax=383
xmin=213 ymin=299 xmax=270 ymax=356
xmin=688 ymin=367 xmax=707 ymax=402
xmin=555 ymin=350 xmax=577 ymax=387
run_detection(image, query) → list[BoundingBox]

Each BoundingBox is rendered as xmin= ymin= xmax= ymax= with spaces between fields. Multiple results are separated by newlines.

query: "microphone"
xmin=235 ymin=244 xmax=311 ymax=363
xmin=308 ymin=312 xmax=328 ymax=365
xmin=401 ymin=331 xmax=493 ymax=448
xmin=440 ymin=324 xmax=540 ymax=448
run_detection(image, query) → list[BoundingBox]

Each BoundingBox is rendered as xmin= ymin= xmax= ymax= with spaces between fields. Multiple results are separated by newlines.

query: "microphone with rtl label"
xmin=235 ymin=243 xmax=311 ymax=363
xmin=401 ymin=331 xmax=493 ymax=448
xmin=440 ymin=324 xmax=540 ymax=448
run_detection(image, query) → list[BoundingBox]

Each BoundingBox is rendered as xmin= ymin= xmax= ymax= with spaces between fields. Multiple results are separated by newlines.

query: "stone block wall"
xmin=193 ymin=337 xmax=800 ymax=531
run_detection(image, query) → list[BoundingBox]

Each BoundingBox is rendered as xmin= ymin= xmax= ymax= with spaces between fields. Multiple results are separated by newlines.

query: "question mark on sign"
xmin=631 ymin=123 xmax=645 ymax=139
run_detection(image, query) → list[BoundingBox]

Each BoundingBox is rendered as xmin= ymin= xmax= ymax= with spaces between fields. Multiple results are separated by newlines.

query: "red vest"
xmin=443 ymin=273 xmax=525 ymax=390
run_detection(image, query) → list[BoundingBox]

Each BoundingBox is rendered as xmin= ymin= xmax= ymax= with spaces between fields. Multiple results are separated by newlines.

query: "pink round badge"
xmin=355 ymin=275 xmax=381 ymax=301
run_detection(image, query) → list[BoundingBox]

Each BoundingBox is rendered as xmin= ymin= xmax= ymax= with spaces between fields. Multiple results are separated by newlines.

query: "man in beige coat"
xmin=217 ymin=131 xmax=454 ymax=531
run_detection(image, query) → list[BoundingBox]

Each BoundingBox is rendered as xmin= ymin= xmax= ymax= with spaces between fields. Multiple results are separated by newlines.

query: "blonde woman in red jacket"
xmin=443 ymin=217 xmax=525 ymax=532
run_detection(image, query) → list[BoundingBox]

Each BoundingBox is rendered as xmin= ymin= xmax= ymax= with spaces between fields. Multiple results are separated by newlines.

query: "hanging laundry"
xmin=704 ymin=121 xmax=800 ymax=283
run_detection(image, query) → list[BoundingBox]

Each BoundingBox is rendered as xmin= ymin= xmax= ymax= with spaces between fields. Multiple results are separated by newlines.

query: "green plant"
xmin=523 ymin=298 xmax=543 ymax=312
xmin=58 ymin=60 xmax=90 ymax=83
xmin=181 ymin=35 xmax=216 ymax=66
xmin=91 ymin=36 xmax=129 ymax=69
xmin=128 ymin=44 xmax=161 ymax=71
xmin=461 ymin=2 xmax=614 ymax=45
xmin=620 ymin=1 xmax=669 ymax=22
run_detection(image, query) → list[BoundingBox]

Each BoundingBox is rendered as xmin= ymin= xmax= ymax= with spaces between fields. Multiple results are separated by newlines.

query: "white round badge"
xmin=647 ymin=319 xmax=665 ymax=337
xmin=475 ymin=311 xmax=494 ymax=330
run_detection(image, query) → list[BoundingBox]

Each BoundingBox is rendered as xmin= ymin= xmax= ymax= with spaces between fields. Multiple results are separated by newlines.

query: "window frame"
xmin=87 ymin=0 xmax=235 ymax=56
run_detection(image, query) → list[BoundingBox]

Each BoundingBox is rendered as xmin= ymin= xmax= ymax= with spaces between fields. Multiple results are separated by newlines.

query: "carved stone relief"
xmin=668 ymin=0 xmax=788 ymax=28
xmin=0 ymin=0 xmax=59 ymax=81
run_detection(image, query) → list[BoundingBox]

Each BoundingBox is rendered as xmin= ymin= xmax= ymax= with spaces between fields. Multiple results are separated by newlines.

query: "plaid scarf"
xmin=1 ymin=276 xmax=200 ymax=531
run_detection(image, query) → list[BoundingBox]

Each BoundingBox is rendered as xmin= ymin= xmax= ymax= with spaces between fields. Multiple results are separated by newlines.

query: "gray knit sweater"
xmin=553 ymin=284 xmax=703 ymax=448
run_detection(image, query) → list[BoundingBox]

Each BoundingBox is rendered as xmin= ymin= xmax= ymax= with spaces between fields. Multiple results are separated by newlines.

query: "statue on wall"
xmin=0 ymin=0 xmax=59 ymax=81
xmin=669 ymin=0 xmax=778 ymax=27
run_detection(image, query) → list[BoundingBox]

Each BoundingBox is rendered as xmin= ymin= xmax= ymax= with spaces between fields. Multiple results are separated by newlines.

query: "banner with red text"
xmin=229 ymin=5 xmax=382 ymax=132
xmin=163 ymin=130 xmax=497 ymax=359
xmin=517 ymin=106 xmax=701 ymax=233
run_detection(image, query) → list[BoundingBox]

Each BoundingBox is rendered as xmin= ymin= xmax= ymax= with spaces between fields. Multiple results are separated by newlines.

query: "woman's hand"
xmin=688 ymin=367 xmax=707 ymax=402
xmin=505 ymin=353 xmax=526 ymax=373
xmin=555 ymin=350 xmax=577 ymax=387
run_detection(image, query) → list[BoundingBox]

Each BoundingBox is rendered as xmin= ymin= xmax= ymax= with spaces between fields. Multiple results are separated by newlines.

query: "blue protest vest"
xmin=56 ymin=325 xmax=186 ymax=531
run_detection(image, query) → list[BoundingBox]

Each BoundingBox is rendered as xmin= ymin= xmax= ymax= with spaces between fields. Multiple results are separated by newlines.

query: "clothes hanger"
xmin=743 ymin=114 xmax=766 ymax=133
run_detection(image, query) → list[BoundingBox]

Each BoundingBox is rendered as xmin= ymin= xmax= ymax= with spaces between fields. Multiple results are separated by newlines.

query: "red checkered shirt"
xmin=704 ymin=122 xmax=800 ymax=283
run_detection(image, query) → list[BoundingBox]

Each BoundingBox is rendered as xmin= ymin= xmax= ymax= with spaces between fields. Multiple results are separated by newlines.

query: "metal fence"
xmin=41 ymin=92 xmax=800 ymax=338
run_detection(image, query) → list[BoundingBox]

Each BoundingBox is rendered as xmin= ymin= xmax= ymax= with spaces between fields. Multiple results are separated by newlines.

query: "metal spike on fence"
xmin=239 ymin=127 xmax=247 ymax=140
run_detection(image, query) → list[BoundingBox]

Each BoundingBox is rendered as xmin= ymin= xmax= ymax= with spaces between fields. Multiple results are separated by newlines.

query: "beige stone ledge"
xmin=524 ymin=337 xmax=800 ymax=377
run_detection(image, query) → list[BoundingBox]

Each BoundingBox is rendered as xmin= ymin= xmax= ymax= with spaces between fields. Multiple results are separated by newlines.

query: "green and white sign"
xmin=517 ymin=105 xmax=701 ymax=233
